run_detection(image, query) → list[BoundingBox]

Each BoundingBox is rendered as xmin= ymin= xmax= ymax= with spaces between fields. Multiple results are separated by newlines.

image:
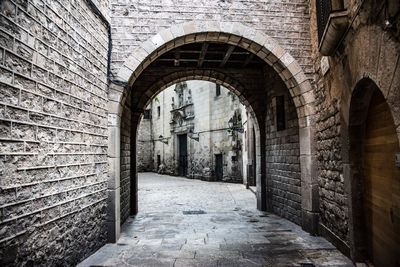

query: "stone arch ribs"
xmin=135 ymin=70 xmax=260 ymax=117
xmin=107 ymin=21 xmax=318 ymax=242
xmin=128 ymin=69 xmax=267 ymax=213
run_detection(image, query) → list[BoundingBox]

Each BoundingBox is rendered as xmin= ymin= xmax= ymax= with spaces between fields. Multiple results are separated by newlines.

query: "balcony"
xmin=317 ymin=0 xmax=349 ymax=56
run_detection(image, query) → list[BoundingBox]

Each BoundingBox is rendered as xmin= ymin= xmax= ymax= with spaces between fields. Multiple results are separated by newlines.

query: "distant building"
xmin=137 ymin=80 xmax=255 ymax=184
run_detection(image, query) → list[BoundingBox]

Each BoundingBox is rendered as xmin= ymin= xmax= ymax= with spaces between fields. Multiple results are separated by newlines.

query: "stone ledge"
xmin=318 ymin=222 xmax=351 ymax=257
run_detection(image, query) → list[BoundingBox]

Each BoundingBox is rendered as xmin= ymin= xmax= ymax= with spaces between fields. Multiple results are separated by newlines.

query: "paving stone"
xmin=78 ymin=173 xmax=353 ymax=267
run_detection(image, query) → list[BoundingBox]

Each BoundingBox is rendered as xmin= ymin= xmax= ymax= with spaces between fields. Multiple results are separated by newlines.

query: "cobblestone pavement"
xmin=78 ymin=173 xmax=353 ymax=267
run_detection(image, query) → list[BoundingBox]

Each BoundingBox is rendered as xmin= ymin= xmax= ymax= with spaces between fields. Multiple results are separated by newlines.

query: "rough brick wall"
xmin=0 ymin=0 xmax=109 ymax=265
xmin=109 ymin=0 xmax=313 ymax=77
xmin=120 ymin=101 xmax=131 ymax=224
xmin=265 ymin=77 xmax=301 ymax=224
xmin=314 ymin=81 xmax=348 ymax=241
xmin=136 ymin=115 xmax=154 ymax=172
xmin=309 ymin=0 xmax=400 ymax=252
xmin=308 ymin=0 xmax=349 ymax=247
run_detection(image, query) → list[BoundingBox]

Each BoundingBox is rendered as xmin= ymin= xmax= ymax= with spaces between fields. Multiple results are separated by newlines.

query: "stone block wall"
xmin=136 ymin=116 xmax=153 ymax=172
xmin=109 ymin=0 xmax=313 ymax=77
xmin=309 ymin=0 xmax=400 ymax=254
xmin=0 ymin=0 xmax=109 ymax=265
xmin=314 ymin=83 xmax=348 ymax=242
xmin=265 ymin=78 xmax=301 ymax=224
xmin=120 ymin=100 xmax=131 ymax=224
xmin=308 ymin=0 xmax=349 ymax=248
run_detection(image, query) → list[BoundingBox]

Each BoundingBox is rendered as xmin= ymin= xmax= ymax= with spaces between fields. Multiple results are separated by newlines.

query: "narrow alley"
xmin=79 ymin=173 xmax=353 ymax=267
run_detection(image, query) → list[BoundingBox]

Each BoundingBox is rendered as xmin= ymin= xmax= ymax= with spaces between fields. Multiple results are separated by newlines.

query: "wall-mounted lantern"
xmin=158 ymin=135 xmax=169 ymax=144
xmin=228 ymin=114 xmax=244 ymax=133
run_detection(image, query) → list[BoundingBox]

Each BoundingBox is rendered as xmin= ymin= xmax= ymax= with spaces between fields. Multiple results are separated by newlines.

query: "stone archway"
xmin=122 ymin=71 xmax=265 ymax=225
xmin=107 ymin=21 xmax=318 ymax=242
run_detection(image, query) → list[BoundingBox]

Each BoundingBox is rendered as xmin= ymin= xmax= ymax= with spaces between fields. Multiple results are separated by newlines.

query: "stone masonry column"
xmin=257 ymin=118 xmax=267 ymax=211
xmin=299 ymin=118 xmax=319 ymax=234
xmin=107 ymin=83 xmax=126 ymax=242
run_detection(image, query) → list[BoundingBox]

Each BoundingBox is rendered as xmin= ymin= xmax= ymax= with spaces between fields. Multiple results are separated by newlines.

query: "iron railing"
xmin=316 ymin=0 xmax=332 ymax=42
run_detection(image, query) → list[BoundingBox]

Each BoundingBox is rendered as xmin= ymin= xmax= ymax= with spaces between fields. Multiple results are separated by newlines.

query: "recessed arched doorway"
xmin=348 ymin=78 xmax=400 ymax=267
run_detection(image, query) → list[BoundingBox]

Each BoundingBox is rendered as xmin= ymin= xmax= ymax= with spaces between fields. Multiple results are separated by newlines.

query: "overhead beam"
xmin=219 ymin=45 xmax=235 ymax=68
xmin=198 ymin=43 xmax=209 ymax=67
xmin=157 ymin=58 xmax=256 ymax=64
xmin=174 ymin=49 xmax=181 ymax=67
xmin=243 ymin=53 xmax=254 ymax=67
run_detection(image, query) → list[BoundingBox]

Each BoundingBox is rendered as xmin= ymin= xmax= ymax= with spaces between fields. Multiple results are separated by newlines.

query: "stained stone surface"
xmin=78 ymin=173 xmax=353 ymax=267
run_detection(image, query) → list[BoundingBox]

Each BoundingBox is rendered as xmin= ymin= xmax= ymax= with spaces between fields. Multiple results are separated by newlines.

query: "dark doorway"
xmin=157 ymin=155 xmax=161 ymax=169
xmin=178 ymin=134 xmax=188 ymax=176
xmin=215 ymin=154 xmax=223 ymax=181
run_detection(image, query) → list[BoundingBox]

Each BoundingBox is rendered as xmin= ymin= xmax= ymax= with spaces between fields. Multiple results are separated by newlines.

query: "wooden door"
xmin=178 ymin=134 xmax=188 ymax=176
xmin=363 ymin=91 xmax=400 ymax=267
xmin=215 ymin=154 xmax=223 ymax=181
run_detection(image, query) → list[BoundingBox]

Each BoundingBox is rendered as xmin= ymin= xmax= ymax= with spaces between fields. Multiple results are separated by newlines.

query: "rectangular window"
xmin=157 ymin=106 xmax=161 ymax=117
xmin=276 ymin=95 xmax=286 ymax=131
xmin=216 ymin=84 xmax=221 ymax=96
xmin=144 ymin=109 xmax=151 ymax=119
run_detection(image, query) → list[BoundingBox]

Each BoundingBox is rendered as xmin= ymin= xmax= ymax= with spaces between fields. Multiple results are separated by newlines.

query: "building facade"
xmin=136 ymin=80 xmax=248 ymax=183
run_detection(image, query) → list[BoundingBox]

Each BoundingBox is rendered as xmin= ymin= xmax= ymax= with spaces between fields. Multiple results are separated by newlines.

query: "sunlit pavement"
xmin=78 ymin=173 xmax=353 ymax=267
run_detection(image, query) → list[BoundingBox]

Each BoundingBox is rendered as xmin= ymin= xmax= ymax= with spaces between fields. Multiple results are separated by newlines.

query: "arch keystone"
xmin=183 ymin=21 xmax=198 ymax=35
xmin=231 ymin=22 xmax=246 ymax=37
xmin=205 ymin=20 xmax=221 ymax=32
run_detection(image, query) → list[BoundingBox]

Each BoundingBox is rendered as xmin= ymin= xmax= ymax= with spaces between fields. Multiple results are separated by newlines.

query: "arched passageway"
xmin=107 ymin=21 xmax=318 ymax=242
xmin=347 ymin=78 xmax=400 ymax=266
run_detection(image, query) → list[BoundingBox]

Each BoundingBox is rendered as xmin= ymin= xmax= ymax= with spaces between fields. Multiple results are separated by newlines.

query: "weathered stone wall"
xmin=309 ymin=0 xmax=400 ymax=255
xmin=109 ymin=0 xmax=313 ymax=77
xmin=265 ymin=76 xmax=301 ymax=224
xmin=314 ymin=81 xmax=348 ymax=242
xmin=136 ymin=115 xmax=153 ymax=172
xmin=135 ymin=80 xmax=245 ymax=182
xmin=0 ymin=0 xmax=109 ymax=265
xmin=308 ymin=0 xmax=349 ymax=249
xmin=120 ymin=101 xmax=132 ymax=224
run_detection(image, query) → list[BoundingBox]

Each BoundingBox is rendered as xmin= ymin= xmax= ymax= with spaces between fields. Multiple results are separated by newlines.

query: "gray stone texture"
xmin=1 ymin=0 xmax=399 ymax=264
xmin=136 ymin=81 xmax=246 ymax=182
xmin=78 ymin=173 xmax=353 ymax=267
xmin=265 ymin=77 xmax=301 ymax=224
xmin=0 ymin=0 xmax=109 ymax=265
xmin=120 ymin=100 xmax=132 ymax=224
xmin=309 ymin=0 xmax=400 ymax=254
xmin=136 ymin=114 xmax=153 ymax=172
xmin=109 ymin=0 xmax=313 ymax=77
